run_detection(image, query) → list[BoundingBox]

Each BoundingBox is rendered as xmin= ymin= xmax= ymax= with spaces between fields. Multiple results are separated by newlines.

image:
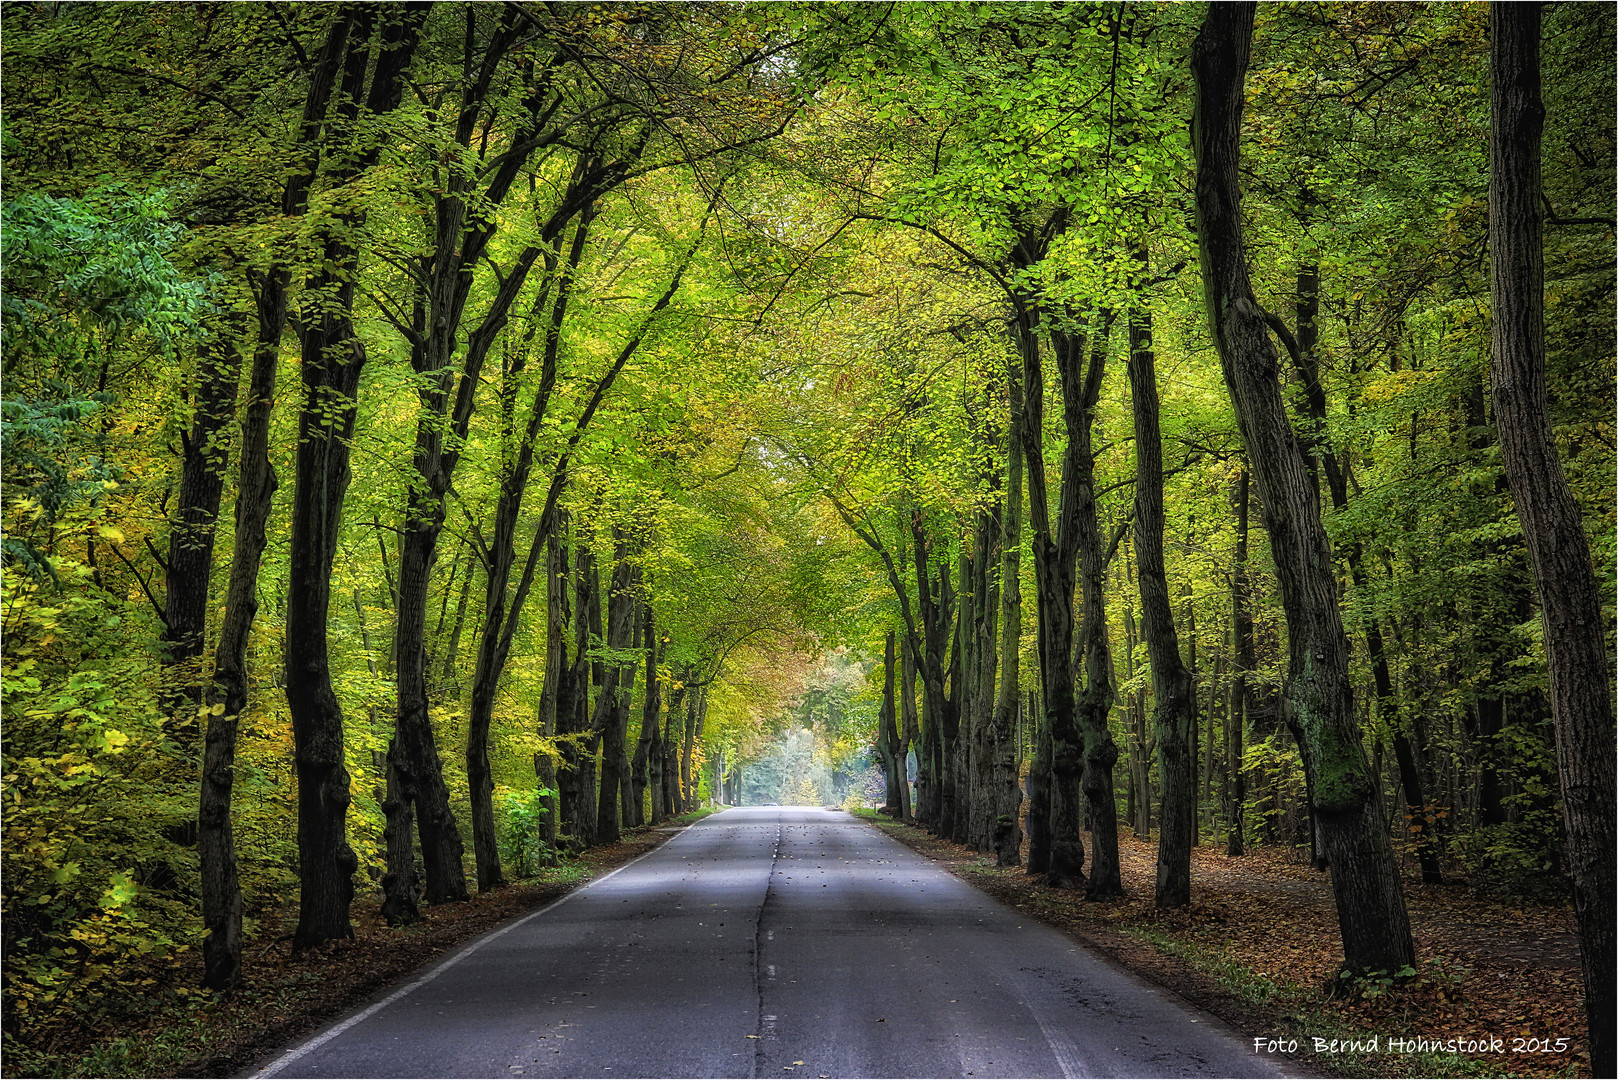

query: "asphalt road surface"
xmin=255 ymin=807 xmax=1289 ymax=1079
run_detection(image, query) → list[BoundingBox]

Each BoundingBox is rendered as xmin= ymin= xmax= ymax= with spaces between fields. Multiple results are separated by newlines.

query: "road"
xmin=255 ymin=807 xmax=1288 ymax=1079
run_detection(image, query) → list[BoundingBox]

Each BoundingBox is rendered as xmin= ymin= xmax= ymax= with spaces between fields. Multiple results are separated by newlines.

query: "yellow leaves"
xmin=97 ymin=524 xmax=125 ymax=542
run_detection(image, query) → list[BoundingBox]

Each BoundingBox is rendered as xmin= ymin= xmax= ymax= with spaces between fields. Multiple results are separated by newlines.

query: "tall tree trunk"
xmin=950 ymin=597 xmax=968 ymax=844
xmin=663 ymin=677 xmax=684 ymax=817
xmin=991 ymin=387 xmax=1025 ymax=866
xmin=1128 ymin=289 xmax=1197 ymax=908
xmin=536 ymin=513 xmax=573 ymax=846
xmin=634 ymin=605 xmax=660 ymax=828
xmin=970 ymin=502 xmax=1001 ymax=854
xmin=1489 ymin=7 xmax=1616 ymax=1070
xmin=560 ymin=536 xmax=600 ymax=848
xmin=1227 ymin=467 xmax=1253 ymax=857
xmin=1192 ymin=0 xmax=1414 ymax=976
xmin=900 ymin=632 xmax=919 ymax=823
xmin=681 ymin=687 xmax=704 ymax=811
xmin=878 ymin=632 xmax=903 ymax=816
xmin=285 ymin=300 xmax=366 ymax=950
xmin=394 ymin=506 xmax=470 ymax=898
xmin=163 ymin=331 xmax=246 ymax=724
xmin=1016 ymin=299 xmax=1080 ymax=884
xmin=594 ymin=534 xmax=640 ymax=845
xmin=616 ymin=591 xmax=643 ymax=830
xmin=285 ymin=4 xmax=426 ymax=952
xmin=1052 ymin=315 xmax=1122 ymax=897
xmin=199 ymin=302 xmax=283 ymax=987
xmin=198 ymin=9 xmax=358 ymax=983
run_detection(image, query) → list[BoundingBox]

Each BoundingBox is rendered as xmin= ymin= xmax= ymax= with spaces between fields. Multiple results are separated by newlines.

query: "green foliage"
xmin=1241 ymin=734 xmax=1310 ymax=851
xmin=498 ymin=788 xmax=559 ymax=880
xmin=1 ymin=189 xmax=209 ymax=371
xmin=1 ymin=189 xmax=210 ymax=581
xmin=1 ymin=570 xmax=195 ymax=1040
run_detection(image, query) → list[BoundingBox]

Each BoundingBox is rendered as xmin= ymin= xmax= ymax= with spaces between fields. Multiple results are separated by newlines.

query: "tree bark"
xmin=991 ymin=383 xmax=1025 ymax=866
xmin=163 ymin=331 xmax=245 ymax=725
xmin=633 ymin=605 xmax=661 ymax=828
xmin=681 ymin=687 xmax=704 ymax=810
xmin=970 ymin=501 xmax=1001 ymax=854
xmin=559 ymin=535 xmax=600 ymax=848
xmin=1051 ymin=314 xmax=1122 ymax=897
xmin=197 ymin=8 xmax=357 ymax=983
xmin=1192 ymin=0 xmax=1415 ymax=976
xmin=1128 ymin=290 xmax=1197 ymax=908
xmin=878 ymin=631 xmax=904 ymax=815
xmin=1489 ymin=6 xmax=1616 ymax=1069
xmin=663 ymin=677 xmax=684 ymax=816
xmin=900 ymin=630 xmax=919 ymax=823
xmin=1018 ymin=301 xmax=1080 ymax=884
xmin=594 ymin=533 xmax=641 ymax=845
xmin=1226 ymin=466 xmax=1254 ymax=857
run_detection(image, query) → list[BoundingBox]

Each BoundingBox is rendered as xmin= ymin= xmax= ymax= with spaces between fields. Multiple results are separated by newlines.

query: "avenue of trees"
xmin=2 ymin=2 xmax=1612 ymax=1072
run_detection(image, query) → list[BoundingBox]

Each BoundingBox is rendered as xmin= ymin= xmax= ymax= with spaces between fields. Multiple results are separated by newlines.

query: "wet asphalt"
xmin=252 ymin=806 xmax=1290 ymax=1079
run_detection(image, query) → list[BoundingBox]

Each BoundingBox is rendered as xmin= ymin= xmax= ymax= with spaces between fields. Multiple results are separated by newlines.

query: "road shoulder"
xmin=31 ymin=815 xmax=715 ymax=1080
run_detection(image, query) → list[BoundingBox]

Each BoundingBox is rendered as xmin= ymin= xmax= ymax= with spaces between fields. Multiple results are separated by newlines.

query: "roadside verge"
xmin=25 ymin=813 xmax=714 ymax=1080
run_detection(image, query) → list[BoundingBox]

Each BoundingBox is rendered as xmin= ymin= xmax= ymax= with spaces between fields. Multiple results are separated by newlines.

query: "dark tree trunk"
xmin=196 ymin=7 xmax=359 ymax=985
xmin=1006 ymin=222 xmax=1092 ymax=889
xmin=560 ymin=536 xmax=599 ymax=847
xmin=594 ymin=534 xmax=640 ymax=845
xmin=914 ymin=523 xmax=958 ymax=840
xmin=1051 ymin=315 xmax=1121 ymax=897
xmin=1027 ymin=691 xmax=1053 ymax=876
xmin=616 ymin=592 xmax=642 ymax=831
xmin=1020 ymin=318 xmax=1080 ymax=885
xmin=285 ymin=5 xmax=426 ymax=953
xmin=900 ymin=633 xmax=919 ymax=822
xmin=878 ymin=632 xmax=903 ymax=816
xmin=1192 ymin=0 xmax=1415 ymax=976
xmin=1489 ymin=7 xmax=1616 ymax=1070
xmin=633 ymin=605 xmax=660 ymax=828
xmin=285 ymin=302 xmax=365 ymax=950
xmin=394 ymin=506 xmax=470 ymax=899
xmin=950 ymin=549 xmax=970 ymax=846
xmin=199 ymin=299 xmax=284 ymax=986
xmin=663 ymin=677 xmax=684 ymax=817
xmin=536 ymin=514 xmax=573 ymax=847
xmin=991 ymin=389 xmax=1025 ymax=866
xmin=969 ymin=502 xmax=1001 ymax=854
xmin=1127 ymin=292 xmax=1197 ymax=908
xmin=681 ymin=687 xmax=704 ymax=811
xmin=1226 ymin=466 xmax=1254 ymax=857
xmin=163 ymin=331 xmax=245 ymax=724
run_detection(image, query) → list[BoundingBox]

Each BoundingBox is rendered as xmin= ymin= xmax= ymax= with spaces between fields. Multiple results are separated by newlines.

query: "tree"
xmin=1487 ymin=5 xmax=1616 ymax=1070
xmin=1191 ymin=0 xmax=1415 ymax=977
xmin=1127 ymin=267 xmax=1198 ymax=909
xmin=283 ymin=5 xmax=428 ymax=950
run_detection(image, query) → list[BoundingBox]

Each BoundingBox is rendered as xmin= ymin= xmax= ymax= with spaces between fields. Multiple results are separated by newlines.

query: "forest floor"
xmin=20 ymin=813 xmax=713 ymax=1080
xmin=859 ymin=812 xmax=1588 ymax=1080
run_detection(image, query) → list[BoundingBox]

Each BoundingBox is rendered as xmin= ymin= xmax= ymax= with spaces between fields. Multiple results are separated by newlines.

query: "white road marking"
xmin=254 ymin=812 xmax=728 ymax=1078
